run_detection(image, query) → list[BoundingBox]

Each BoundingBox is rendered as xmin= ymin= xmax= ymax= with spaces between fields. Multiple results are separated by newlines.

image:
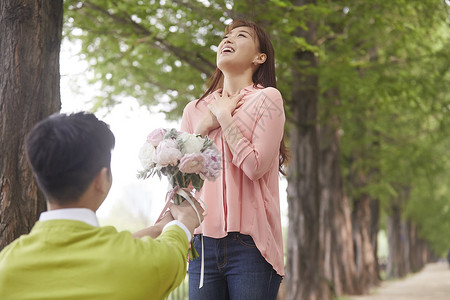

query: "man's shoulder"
xmin=0 ymin=238 xmax=20 ymax=260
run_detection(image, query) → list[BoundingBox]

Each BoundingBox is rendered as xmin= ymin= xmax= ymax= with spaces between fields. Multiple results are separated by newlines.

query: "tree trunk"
xmin=423 ymin=241 xmax=434 ymax=264
xmin=386 ymin=203 xmax=407 ymax=278
xmin=402 ymin=221 xmax=411 ymax=274
xmin=386 ymin=185 xmax=413 ymax=279
xmin=0 ymin=0 xmax=62 ymax=250
xmin=319 ymin=109 xmax=360 ymax=295
xmin=286 ymin=1 xmax=330 ymax=298
xmin=369 ymin=198 xmax=381 ymax=282
xmin=351 ymin=192 xmax=378 ymax=293
xmin=408 ymin=223 xmax=425 ymax=273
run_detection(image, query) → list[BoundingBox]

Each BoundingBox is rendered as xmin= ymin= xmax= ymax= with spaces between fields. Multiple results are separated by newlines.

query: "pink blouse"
xmin=181 ymin=84 xmax=285 ymax=276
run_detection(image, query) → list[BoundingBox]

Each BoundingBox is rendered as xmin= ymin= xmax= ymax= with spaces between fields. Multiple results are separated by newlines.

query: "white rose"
xmin=178 ymin=132 xmax=204 ymax=154
xmin=138 ymin=142 xmax=156 ymax=169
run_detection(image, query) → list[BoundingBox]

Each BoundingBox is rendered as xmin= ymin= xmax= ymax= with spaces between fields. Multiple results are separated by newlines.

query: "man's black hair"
xmin=25 ymin=112 xmax=115 ymax=203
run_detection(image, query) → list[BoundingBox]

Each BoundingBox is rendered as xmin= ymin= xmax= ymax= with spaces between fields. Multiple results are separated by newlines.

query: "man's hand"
xmin=132 ymin=211 xmax=174 ymax=239
xmin=169 ymin=200 xmax=205 ymax=235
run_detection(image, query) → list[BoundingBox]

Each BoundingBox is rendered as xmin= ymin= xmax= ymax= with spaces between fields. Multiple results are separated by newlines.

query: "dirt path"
xmin=347 ymin=262 xmax=450 ymax=300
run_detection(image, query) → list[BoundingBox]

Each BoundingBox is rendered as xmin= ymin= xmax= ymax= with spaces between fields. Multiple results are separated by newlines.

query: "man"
xmin=0 ymin=112 xmax=204 ymax=299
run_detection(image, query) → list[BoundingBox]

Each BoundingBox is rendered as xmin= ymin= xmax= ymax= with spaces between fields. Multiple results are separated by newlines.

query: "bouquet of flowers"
xmin=137 ymin=128 xmax=221 ymax=270
xmin=137 ymin=128 xmax=221 ymax=201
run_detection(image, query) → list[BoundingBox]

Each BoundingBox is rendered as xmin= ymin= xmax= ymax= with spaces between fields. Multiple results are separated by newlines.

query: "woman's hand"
xmin=208 ymin=92 xmax=244 ymax=123
xmin=194 ymin=109 xmax=220 ymax=137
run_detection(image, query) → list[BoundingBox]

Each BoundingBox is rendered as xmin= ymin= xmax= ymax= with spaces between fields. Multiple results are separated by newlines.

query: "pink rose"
xmin=200 ymin=148 xmax=221 ymax=181
xmin=179 ymin=153 xmax=206 ymax=174
xmin=153 ymin=139 xmax=182 ymax=167
xmin=147 ymin=128 xmax=166 ymax=147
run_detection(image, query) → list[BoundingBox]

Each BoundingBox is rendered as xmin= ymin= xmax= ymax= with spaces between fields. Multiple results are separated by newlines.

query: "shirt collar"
xmin=39 ymin=208 xmax=99 ymax=227
xmin=241 ymin=83 xmax=264 ymax=93
xmin=205 ymin=84 xmax=264 ymax=104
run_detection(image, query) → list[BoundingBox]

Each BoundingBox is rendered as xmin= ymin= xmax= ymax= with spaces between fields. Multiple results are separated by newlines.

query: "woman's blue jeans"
xmin=188 ymin=232 xmax=282 ymax=300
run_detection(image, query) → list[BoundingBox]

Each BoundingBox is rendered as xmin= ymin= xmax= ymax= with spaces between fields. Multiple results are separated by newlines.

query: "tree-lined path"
xmin=348 ymin=262 xmax=450 ymax=300
xmin=2 ymin=1 xmax=449 ymax=299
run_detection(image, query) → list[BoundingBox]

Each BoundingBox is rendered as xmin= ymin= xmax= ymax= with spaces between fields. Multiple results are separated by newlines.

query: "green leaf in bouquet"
xmin=176 ymin=137 xmax=185 ymax=154
xmin=136 ymin=168 xmax=157 ymax=180
xmin=202 ymin=135 xmax=214 ymax=151
xmin=136 ymin=169 xmax=148 ymax=179
xmin=191 ymin=174 xmax=204 ymax=192
xmin=163 ymin=128 xmax=179 ymax=140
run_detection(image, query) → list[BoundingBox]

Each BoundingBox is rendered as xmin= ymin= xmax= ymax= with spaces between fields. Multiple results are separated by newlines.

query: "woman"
xmin=181 ymin=19 xmax=288 ymax=299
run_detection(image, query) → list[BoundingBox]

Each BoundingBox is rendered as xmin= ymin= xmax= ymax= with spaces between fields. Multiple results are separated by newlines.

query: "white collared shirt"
xmin=39 ymin=208 xmax=191 ymax=242
xmin=39 ymin=208 xmax=99 ymax=227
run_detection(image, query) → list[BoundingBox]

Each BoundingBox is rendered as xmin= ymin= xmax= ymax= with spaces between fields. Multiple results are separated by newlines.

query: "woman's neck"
xmin=222 ymin=70 xmax=254 ymax=96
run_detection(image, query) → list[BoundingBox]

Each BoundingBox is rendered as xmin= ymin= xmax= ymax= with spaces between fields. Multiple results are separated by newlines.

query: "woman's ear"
xmin=253 ymin=53 xmax=267 ymax=65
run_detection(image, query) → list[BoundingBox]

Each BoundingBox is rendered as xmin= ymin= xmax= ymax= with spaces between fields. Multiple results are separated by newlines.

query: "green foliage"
xmin=327 ymin=0 xmax=450 ymax=251
xmin=64 ymin=0 xmax=228 ymax=118
xmin=66 ymin=0 xmax=450 ymax=254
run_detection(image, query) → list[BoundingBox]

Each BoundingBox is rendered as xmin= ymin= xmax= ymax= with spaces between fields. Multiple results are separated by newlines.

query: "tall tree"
xmin=319 ymin=93 xmax=360 ymax=295
xmin=316 ymin=2 xmax=363 ymax=294
xmin=0 ymin=0 xmax=63 ymax=249
xmin=285 ymin=0 xmax=330 ymax=298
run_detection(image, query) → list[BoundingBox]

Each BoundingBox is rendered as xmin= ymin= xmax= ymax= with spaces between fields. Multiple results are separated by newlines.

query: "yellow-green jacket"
xmin=0 ymin=220 xmax=189 ymax=299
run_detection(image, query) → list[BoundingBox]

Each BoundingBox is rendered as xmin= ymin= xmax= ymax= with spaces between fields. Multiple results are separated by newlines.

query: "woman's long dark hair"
xmin=200 ymin=20 xmax=288 ymax=175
